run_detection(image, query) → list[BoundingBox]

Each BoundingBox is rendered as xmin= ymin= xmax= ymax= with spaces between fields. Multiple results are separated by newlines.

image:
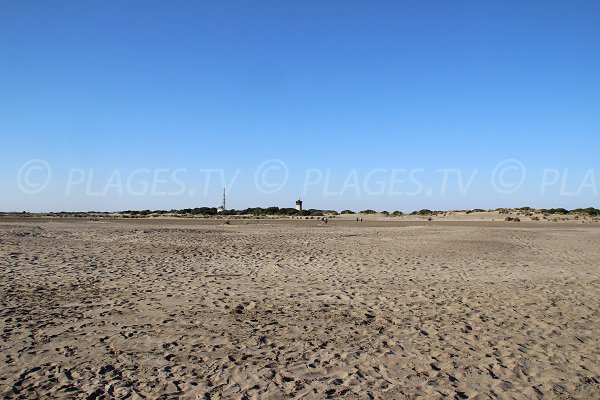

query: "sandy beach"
xmin=1 ymin=217 xmax=599 ymax=399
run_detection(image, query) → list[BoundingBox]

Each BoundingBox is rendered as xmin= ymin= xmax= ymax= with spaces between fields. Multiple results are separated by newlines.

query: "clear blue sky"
xmin=1 ymin=1 xmax=599 ymax=212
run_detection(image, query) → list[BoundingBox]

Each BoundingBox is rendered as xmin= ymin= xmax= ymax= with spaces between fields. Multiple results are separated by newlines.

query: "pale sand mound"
xmin=1 ymin=219 xmax=599 ymax=399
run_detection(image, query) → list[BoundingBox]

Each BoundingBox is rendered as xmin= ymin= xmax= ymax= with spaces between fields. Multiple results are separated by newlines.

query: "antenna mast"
xmin=222 ymin=187 xmax=226 ymax=211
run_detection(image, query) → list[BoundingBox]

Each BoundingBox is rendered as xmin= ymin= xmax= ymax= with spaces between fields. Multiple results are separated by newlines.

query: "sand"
xmin=1 ymin=218 xmax=599 ymax=399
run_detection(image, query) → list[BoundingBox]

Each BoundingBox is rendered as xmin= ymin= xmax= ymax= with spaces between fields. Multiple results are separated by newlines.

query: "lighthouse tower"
xmin=295 ymin=198 xmax=303 ymax=211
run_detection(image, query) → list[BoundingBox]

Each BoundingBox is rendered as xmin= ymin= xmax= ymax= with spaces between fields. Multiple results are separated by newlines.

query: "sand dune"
xmin=1 ymin=219 xmax=599 ymax=399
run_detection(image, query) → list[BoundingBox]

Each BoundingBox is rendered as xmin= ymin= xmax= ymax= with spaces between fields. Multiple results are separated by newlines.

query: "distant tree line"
xmin=121 ymin=207 xmax=411 ymax=217
xmin=4 ymin=207 xmax=598 ymax=218
xmin=134 ymin=207 xmax=338 ymax=217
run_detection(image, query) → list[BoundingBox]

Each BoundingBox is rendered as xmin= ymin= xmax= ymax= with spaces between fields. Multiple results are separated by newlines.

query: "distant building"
xmin=295 ymin=199 xmax=303 ymax=211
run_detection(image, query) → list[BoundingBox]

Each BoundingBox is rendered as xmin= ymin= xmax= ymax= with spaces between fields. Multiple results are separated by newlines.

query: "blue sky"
xmin=1 ymin=1 xmax=599 ymax=212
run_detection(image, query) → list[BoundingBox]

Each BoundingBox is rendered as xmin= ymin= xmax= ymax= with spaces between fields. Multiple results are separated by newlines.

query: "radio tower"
xmin=217 ymin=188 xmax=226 ymax=213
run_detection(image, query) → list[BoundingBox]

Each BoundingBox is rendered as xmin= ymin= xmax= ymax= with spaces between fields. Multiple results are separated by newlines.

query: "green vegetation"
xmin=570 ymin=207 xmax=600 ymax=216
xmin=411 ymin=209 xmax=433 ymax=215
xmin=221 ymin=207 xmax=323 ymax=217
xmin=540 ymin=208 xmax=569 ymax=215
xmin=4 ymin=206 xmax=598 ymax=219
xmin=465 ymin=208 xmax=485 ymax=214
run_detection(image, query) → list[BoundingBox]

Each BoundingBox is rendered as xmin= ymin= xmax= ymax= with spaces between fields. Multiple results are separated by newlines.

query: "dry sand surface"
xmin=1 ymin=218 xmax=599 ymax=399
